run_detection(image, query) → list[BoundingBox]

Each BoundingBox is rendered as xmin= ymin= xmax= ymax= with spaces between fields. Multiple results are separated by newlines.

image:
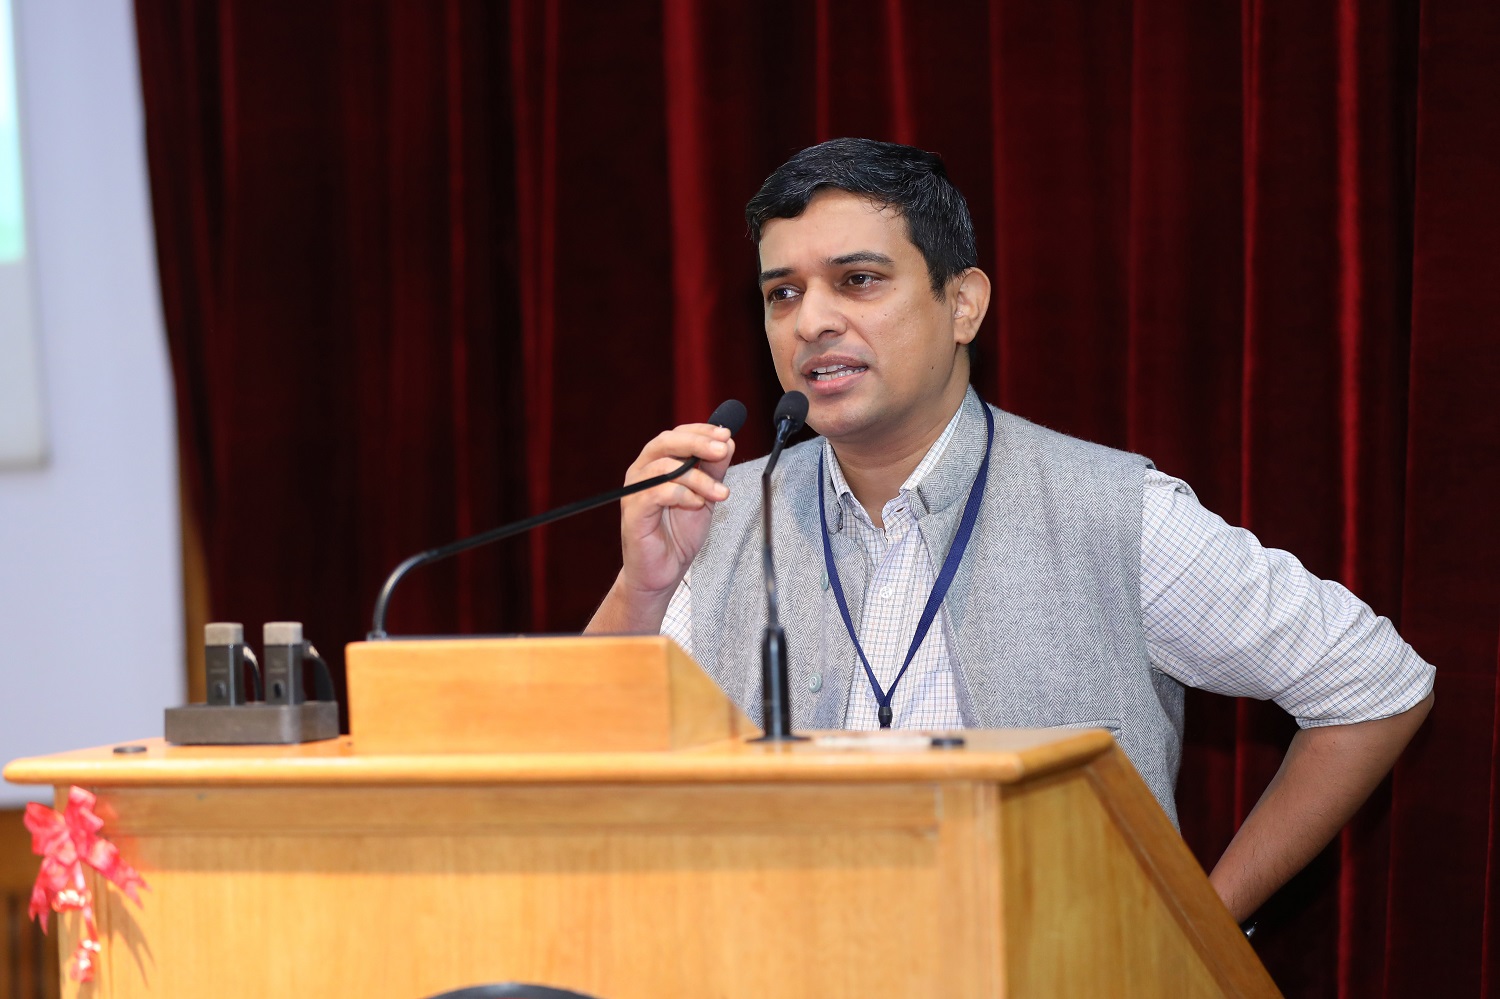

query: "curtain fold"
xmin=133 ymin=1 xmax=1499 ymax=993
xmin=1389 ymin=3 xmax=1500 ymax=995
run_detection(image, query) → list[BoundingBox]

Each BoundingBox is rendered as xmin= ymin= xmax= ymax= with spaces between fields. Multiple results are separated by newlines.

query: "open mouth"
xmin=808 ymin=363 xmax=869 ymax=382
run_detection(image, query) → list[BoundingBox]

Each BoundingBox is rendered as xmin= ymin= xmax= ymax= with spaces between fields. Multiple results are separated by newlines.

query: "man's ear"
xmin=950 ymin=268 xmax=992 ymax=346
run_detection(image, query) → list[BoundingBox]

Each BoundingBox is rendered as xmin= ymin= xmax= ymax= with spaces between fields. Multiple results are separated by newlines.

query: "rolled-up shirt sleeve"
xmin=1141 ymin=469 xmax=1435 ymax=726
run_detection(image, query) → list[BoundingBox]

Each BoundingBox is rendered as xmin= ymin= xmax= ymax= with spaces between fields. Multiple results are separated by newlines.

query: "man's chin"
xmin=806 ymin=400 xmax=881 ymax=446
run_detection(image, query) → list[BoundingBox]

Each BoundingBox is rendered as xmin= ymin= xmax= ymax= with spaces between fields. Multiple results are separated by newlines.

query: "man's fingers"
xmin=661 ymin=484 xmax=709 ymax=511
xmin=627 ymin=430 xmax=734 ymax=488
xmin=620 ymin=476 xmax=723 ymax=548
xmin=676 ymin=422 xmax=735 ymax=438
xmin=700 ymin=437 xmax=735 ymax=477
xmin=629 ymin=427 xmax=732 ymax=476
xmin=630 ymin=465 xmax=729 ymax=505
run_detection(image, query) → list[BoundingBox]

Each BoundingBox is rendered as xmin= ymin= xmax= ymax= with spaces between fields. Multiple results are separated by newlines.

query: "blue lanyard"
xmin=817 ymin=403 xmax=994 ymax=727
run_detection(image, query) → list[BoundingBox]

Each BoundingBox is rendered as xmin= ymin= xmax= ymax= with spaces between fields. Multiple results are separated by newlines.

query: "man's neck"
xmin=832 ymin=392 xmax=966 ymax=529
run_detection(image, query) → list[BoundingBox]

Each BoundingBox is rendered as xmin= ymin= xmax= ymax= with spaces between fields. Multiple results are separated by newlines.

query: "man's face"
xmin=757 ymin=189 xmax=975 ymax=449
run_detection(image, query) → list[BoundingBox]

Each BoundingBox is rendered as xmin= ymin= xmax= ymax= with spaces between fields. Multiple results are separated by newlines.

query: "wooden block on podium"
xmin=345 ymin=635 xmax=758 ymax=754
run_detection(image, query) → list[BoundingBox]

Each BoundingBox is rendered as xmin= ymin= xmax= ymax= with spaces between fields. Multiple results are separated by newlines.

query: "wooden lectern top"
xmin=2 ymin=726 xmax=1114 ymax=789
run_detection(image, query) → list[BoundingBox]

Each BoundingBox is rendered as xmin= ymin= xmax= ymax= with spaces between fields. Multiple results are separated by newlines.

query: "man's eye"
xmin=845 ymin=273 xmax=877 ymax=289
xmin=766 ymin=286 xmax=798 ymax=303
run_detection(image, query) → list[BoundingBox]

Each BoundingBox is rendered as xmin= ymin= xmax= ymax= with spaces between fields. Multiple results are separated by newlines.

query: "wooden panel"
xmin=933 ymin=783 xmax=1004 ymax=995
xmin=1000 ymin=770 xmax=1221 ymax=995
xmin=90 ymin=783 xmax=942 ymax=836
xmin=1084 ymin=747 xmax=1280 ymax=996
xmin=70 ymin=781 xmax=992 ymax=999
xmin=665 ymin=641 xmax=759 ymax=746
xmin=998 ymin=754 xmax=1280 ymax=997
xmin=345 ymin=636 xmax=755 ymax=754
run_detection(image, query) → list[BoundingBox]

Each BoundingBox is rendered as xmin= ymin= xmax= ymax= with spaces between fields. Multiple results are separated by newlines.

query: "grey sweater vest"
xmin=686 ymin=388 xmax=1185 ymax=822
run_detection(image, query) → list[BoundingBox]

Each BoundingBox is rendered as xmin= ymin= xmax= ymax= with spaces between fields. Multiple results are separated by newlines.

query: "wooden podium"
xmin=4 ymin=637 xmax=1278 ymax=998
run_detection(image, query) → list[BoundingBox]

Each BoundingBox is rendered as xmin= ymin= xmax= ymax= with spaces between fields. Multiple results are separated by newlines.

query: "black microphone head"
xmin=707 ymin=398 xmax=748 ymax=437
xmin=773 ymin=391 xmax=809 ymax=435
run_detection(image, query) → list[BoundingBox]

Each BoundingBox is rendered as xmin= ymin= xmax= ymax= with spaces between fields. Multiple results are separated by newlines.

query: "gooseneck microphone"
xmin=753 ymin=390 xmax=810 ymax=742
xmin=368 ymin=398 xmax=748 ymax=639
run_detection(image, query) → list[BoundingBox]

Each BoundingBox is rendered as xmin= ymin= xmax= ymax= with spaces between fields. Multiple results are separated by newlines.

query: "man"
xmin=586 ymin=138 xmax=1434 ymax=923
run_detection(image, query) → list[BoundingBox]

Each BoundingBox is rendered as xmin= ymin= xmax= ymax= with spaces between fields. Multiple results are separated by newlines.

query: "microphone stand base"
xmin=746 ymin=732 xmax=811 ymax=744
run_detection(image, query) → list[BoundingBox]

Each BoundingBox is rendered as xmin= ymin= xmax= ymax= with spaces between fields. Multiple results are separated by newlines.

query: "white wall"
xmin=0 ymin=0 xmax=182 ymax=805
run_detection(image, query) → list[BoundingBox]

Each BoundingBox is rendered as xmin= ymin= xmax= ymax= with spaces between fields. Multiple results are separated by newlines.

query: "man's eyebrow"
xmin=829 ymin=251 xmax=895 ymax=268
xmin=757 ymin=251 xmax=895 ymax=285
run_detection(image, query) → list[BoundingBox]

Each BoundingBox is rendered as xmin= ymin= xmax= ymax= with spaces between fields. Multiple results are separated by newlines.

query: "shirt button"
xmin=808 ymin=673 xmax=823 ymax=693
xmin=879 ymin=586 xmax=894 ymax=601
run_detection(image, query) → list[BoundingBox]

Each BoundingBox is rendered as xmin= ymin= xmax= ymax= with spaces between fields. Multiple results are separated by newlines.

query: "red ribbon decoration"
xmin=24 ymin=786 xmax=148 ymax=982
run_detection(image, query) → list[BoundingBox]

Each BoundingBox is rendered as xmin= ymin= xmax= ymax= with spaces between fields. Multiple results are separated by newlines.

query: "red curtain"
xmin=133 ymin=1 xmax=1499 ymax=994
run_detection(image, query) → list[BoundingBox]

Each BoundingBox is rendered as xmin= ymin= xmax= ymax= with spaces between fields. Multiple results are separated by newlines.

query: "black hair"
xmin=745 ymin=137 xmax=979 ymax=299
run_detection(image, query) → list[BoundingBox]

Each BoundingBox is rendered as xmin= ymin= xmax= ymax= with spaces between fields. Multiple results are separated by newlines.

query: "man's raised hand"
xmin=585 ymin=422 xmax=736 ymax=633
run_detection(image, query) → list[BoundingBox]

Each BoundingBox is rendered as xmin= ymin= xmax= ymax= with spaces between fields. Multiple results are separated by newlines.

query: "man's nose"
xmin=794 ymin=283 xmax=845 ymax=342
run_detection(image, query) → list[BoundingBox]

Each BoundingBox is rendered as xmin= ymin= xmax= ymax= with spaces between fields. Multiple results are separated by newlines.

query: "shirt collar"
xmin=822 ymin=387 xmax=984 ymax=532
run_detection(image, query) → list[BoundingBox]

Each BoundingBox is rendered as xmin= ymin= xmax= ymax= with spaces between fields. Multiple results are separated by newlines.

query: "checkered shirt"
xmin=661 ymin=417 xmax=1435 ymax=730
